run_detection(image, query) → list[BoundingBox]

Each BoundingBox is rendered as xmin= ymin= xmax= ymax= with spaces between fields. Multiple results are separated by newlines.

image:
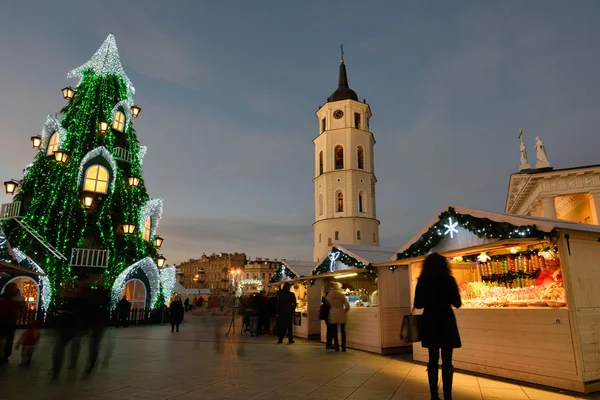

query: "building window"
xmin=142 ymin=217 xmax=151 ymax=241
xmin=47 ymin=132 xmax=60 ymax=156
xmin=83 ymin=165 xmax=109 ymax=194
xmin=319 ymin=151 xmax=324 ymax=175
xmin=113 ymin=110 xmax=125 ymax=132
xmin=321 ymin=118 xmax=326 ymax=133
xmin=319 ymin=233 xmax=322 ymax=243
xmin=359 ymin=191 xmax=365 ymax=213
xmin=357 ymin=230 xmax=361 ymax=240
xmin=355 ymin=113 xmax=361 ymax=129
xmin=335 ymin=231 xmax=340 ymax=241
xmin=357 ymin=146 xmax=364 ymax=170
xmin=336 ymin=192 xmax=344 ymax=212
xmin=319 ymin=194 xmax=324 ymax=216
xmin=334 ymin=145 xmax=344 ymax=170
xmin=373 ymin=232 xmax=377 ymax=242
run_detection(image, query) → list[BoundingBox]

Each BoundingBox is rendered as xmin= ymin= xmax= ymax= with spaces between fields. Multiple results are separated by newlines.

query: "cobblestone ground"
xmin=0 ymin=315 xmax=597 ymax=400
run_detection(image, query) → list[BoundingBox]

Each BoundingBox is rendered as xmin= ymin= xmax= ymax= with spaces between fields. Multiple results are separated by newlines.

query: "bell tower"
xmin=313 ymin=54 xmax=380 ymax=261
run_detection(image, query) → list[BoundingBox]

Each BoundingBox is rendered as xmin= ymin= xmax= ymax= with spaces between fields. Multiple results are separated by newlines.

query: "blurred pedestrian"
xmin=247 ymin=293 xmax=261 ymax=337
xmin=169 ymin=296 xmax=184 ymax=332
xmin=220 ymin=295 xmax=225 ymax=312
xmin=15 ymin=320 xmax=41 ymax=367
xmin=116 ymin=296 xmax=130 ymax=327
xmin=319 ymin=296 xmax=334 ymax=350
xmin=82 ymin=283 xmax=110 ymax=378
xmin=52 ymin=280 xmax=85 ymax=379
xmin=0 ymin=282 xmax=24 ymax=364
xmin=199 ymin=296 xmax=204 ymax=308
xmin=276 ymin=283 xmax=296 ymax=344
xmin=184 ymin=297 xmax=190 ymax=312
xmin=326 ymin=282 xmax=349 ymax=352
xmin=414 ymin=253 xmax=462 ymax=400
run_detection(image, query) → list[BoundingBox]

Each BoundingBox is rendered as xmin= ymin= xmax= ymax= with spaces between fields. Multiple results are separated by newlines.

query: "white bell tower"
xmin=313 ymin=55 xmax=380 ymax=261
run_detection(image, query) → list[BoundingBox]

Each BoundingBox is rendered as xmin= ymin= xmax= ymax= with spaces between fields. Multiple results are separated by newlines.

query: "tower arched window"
xmin=142 ymin=217 xmax=151 ymax=241
xmin=47 ymin=132 xmax=59 ymax=156
xmin=83 ymin=165 xmax=109 ymax=194
xmin=318 ymin=194 xmax=324 ymax=216
xmin=319 ymin=151 xmax=324 ymax=175
xmin=359 ymin=191 xmax=365 ymax=213
xmin=357 ymin=146 xmax=364 ymax=170
xmin=334 ymin=145 xmax=344 ymax=170
xmin=335 ymin=231 xmax=339 ymax=241
xmin=113 ymin=110 xmax=125 ymax=132
xmin=336 ymin=192 xmax=344 ymax=212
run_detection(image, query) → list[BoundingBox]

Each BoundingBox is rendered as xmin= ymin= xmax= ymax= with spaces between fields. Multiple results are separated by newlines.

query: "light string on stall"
xmin=312 ymin=248 xmax=371 ymax=276
xmin=268 ymin=263 xmax=297 ymax=284
xmin=396 ymin=207 xmax=554 ymax=260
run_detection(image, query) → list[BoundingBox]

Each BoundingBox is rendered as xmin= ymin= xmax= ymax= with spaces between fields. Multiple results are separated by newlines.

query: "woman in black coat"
xmin=169 ymin=296 xmax=184 ymax=333
xmin=414 ymin=253 xmax=462 ymax=400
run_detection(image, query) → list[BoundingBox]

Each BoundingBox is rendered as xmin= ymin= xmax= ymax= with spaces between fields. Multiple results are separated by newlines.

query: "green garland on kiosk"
xmin=312 ymin=247 xmax=371 ymax=276
xmin=268 ymin=263 xmax=297 ymax=284
xmin=396 ymin=207 xmax=553 ymax=260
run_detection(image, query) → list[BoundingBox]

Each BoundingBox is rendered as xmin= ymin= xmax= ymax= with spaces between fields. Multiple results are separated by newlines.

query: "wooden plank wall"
xmin=378 ymin=266 xmax=411 ymax=348
xmin=306 ymin=280 xmax=323 ymax=337
xmin=412 ymin=308 xmax=581 ymax=391
xmin=560 ymin=234 xmax=600 ymax=383
xmin=321 ymin=308 xmax=381 ymax=353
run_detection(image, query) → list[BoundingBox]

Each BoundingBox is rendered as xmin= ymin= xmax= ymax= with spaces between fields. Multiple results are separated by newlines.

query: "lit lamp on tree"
xmin=153 ymin=236 xmax=163 ymax=248
xmin=30 ymin=136 xmax=42 ymax=150
xmin=53 ymin=150 xmax=70 ymax=163
xmin=98 ymin=121 xmax=109 ymax=134
xmin=4 ymin=180 xmax=19 ymax=195
xmin=131 ymin=105 xmax=141 ymax=118
xmin=122 ymin=223 xmax=136 ymax=234
xmin=61 ymin=86 xmax=75 ymax=101
xmin=157 ymin=255 xmax=166 ymax=268
xmin=82 ymin=193 xmax=94 ymax=209
xmin=127 ymin=176 xmax=141 ymax=187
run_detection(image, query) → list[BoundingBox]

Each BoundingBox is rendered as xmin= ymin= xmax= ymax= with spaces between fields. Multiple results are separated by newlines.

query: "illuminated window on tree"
xmin=47 ymin=132 xmax=60 ymax=156
xmin=357 ymin=146 xmax=364 ymax=170
xmin=83 ymin=165 xmax=109 ymax=194
xmin=122 ymin=279 xmax=146 ymax=310
xmin=337 ymin=192 xmax=344 ymax=212
xmin=113 ymin=111 xmax=125 ymax=132
xmin=143 ymin=217 xmax=151 ymax=241
xmin=334 ymin=145 xmax=344 ymax=169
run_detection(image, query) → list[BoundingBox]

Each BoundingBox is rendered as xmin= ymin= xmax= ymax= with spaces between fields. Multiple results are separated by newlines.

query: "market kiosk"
xmin=269 ymin=260 xmax=318 ymax=339
xmin=378 ymin=206 xmax=600 ymax=393
xmin=312 ymin=244 xmax=412 ymax=354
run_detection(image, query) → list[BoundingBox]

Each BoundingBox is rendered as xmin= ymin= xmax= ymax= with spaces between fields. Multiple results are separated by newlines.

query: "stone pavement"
xmin=0 ymin=315 xmax=597 ymax=400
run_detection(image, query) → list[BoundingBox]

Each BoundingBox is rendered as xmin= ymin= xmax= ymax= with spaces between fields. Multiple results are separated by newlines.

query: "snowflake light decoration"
xmin=443 ymin=217 xmax=459 ymax=239
xmin=67 ymin=34 xmax=135 ymax=100
xmin=13 ymin=248 xmax=51 ymax=311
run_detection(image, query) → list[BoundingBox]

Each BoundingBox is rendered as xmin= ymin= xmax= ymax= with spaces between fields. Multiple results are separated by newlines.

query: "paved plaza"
xmin=0 ymin=315 xmax=597 ymax=400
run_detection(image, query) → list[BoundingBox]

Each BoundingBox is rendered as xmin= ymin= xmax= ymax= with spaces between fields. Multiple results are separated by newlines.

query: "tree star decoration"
xmin=443 ymin=217 xmax=459 ymax=239
xmin=328 ymin=251 xmax=341 ymax=272
xmin=477 ymin=252 xmax=491 ymax=263
xmin=67 ymin=33 xmax=135 ymax=100
xmin=13 ymin=248 xmax=52 ymax=311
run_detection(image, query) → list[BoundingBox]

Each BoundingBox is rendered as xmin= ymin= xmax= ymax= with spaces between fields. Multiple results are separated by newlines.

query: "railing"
xmin=1 ymin=201 xmax=21 ymax=219
xmin=113 ymin=147 xmax=134 ymax=163
xmin=70 ymin=248 xmax=110 ymax=268
xmin=16 ymin=307 xmax=169 ymax=328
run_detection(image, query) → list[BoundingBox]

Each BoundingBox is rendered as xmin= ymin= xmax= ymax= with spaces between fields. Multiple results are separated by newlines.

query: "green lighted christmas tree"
xmin=2 ymin=34 xmax=167 ymax=308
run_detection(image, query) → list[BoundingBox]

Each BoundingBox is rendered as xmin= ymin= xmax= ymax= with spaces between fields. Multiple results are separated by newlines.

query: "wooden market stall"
xmin=311 ymin=245 xmax=412 ymax=354
xmin=378 ymin=206 xmax=600 ymax=394
xmin=269 ymin=260 xmax=318 ymax=339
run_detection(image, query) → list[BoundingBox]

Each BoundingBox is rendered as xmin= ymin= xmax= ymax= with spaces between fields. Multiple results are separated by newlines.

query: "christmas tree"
xmin=2 ymin=34 xmax=169 ymax=309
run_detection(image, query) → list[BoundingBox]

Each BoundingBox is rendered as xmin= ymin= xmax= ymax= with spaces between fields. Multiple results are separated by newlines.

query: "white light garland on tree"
xmin=111 ymin=257 xmax=160 ymax=309
xmin=138 ymin=146 xmax=147 ymax=165
xmin=160 ymin=266 xmax=176 ymax=303
xmin=235 ymin=279 xmax=264 ymax=297
xmin=13 ymin=248 xmax=51 ymax=311
xmin=22 ymin=163 xmax=34 ymax=178
xmin=40 ymin=115 xmax=67 ymax=151
xmin=139 ymin=199 xmax=163 ymax=237
xmin=67 ymin=34 xmax=135 ymax=99
xmin=76 ymin=147 xmax=118 ymax=192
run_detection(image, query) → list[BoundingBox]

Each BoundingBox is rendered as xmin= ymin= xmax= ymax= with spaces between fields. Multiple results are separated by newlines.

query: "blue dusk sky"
xmin=1 ymin=1 xmax=599 ymax=264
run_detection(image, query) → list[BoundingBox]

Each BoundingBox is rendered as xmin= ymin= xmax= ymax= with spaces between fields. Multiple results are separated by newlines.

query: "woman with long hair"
xmin=414 ymin=253 xmax=462 ymax=400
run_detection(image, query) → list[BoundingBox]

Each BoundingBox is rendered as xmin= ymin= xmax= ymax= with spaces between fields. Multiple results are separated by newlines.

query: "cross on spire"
xmin=340 ymin=43 xmax=344 ymax=63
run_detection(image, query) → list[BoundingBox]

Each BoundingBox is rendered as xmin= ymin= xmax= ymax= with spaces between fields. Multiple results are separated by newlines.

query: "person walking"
xmin=199 ymin=296 xmax=204 ymax=309
xmin=276 ymin=283 xmax=296 ymax=344
xmin=184 ymin=297 xmax=190 ymax=312
xmin=15 ymin=320 xmax=41 ymax=367
xmin=0 ymin=282 xmax=24 ymax=364
xmin=219 ymin=295 xmax=225 ymax=312
xmin=247 ymin=293 xmax=261 ymax=337
xmin=326 ymin=282 xmax=349 ymax=352
xmin=116 ymin=296 xmax=130 ymax=327
xmin=169 ymin=296 xmax=184 ymax=333
xmin=414 ymin=253 xmax=462 ymax=400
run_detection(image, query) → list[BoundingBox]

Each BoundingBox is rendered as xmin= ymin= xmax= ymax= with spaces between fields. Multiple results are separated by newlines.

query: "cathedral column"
xmin=541 ymin=196 xmax=557 ymax=219
xmin=587 ymin=190 xmax=600 ymax=225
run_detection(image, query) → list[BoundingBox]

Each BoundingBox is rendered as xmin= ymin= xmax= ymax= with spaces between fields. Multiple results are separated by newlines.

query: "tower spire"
xmin=67 ymin=33 xmax=135 ymax=98
xmin=328 ymin=45 xmax=358 ymax=102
